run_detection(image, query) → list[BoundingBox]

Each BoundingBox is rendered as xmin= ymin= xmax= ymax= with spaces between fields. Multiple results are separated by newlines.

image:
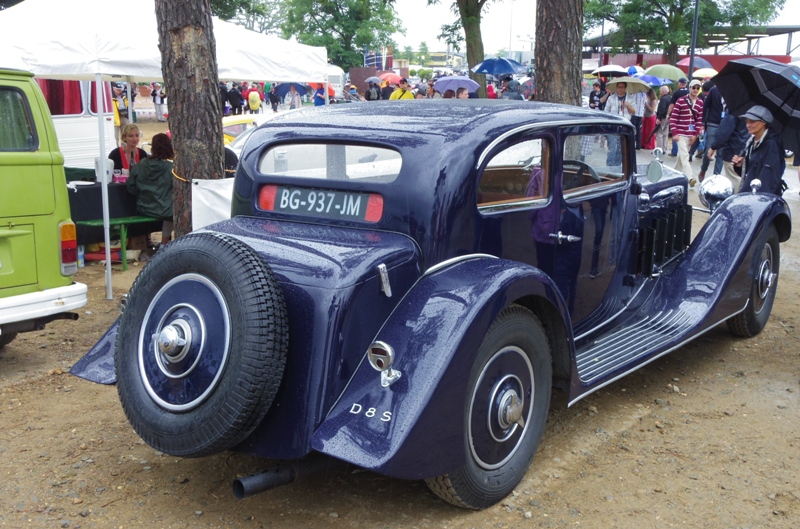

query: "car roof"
xmin=251 ymin=100 xmax=630 ymax=142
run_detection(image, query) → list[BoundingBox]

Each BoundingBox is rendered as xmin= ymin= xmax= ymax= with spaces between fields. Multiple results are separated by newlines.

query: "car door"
xmin=552 ymin=126 xmax=631 ymax=329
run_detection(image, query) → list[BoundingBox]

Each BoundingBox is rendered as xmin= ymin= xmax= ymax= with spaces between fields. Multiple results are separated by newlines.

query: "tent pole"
xmin=95 ymin=74 xmax=113 ymax=300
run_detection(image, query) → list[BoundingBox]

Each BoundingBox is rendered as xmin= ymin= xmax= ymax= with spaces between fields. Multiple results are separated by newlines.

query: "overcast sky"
xmin=392 ymin=0 xmax=800 ymax=57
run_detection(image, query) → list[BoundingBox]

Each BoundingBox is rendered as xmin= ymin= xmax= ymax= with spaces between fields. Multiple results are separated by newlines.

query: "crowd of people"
xmin=590 ymin=74 xmax=794 ymax=196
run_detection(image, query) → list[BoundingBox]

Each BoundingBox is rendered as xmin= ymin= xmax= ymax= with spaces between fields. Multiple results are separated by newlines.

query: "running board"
xmin=575 ymin=308 xmax=693 ymax=383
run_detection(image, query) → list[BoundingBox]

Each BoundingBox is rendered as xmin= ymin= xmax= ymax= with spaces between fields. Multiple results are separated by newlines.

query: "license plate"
xmin=259 ymin=185 xmax=383 ymax=222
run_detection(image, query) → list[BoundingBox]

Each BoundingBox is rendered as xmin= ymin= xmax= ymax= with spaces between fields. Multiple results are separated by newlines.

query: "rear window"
xmin=258 ymin=144 xmax=402 ymax=183
xmin=0 ymin=87 xmax=36 ymax=151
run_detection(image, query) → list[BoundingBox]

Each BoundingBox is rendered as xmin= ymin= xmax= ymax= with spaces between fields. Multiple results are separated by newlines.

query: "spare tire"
xmin=116 ymin=232 xmax=288 ymax=457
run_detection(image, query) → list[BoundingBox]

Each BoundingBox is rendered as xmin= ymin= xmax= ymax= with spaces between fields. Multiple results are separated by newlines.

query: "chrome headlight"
xmin=699 ymin=174 xmax=734 ymax=213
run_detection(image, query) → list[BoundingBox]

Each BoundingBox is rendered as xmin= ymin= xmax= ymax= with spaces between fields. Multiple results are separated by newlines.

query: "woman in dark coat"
xmin=128 ymin=133 xmax=174 ymax=246
xmin=731 ymin=105 xmax=786 ymax=195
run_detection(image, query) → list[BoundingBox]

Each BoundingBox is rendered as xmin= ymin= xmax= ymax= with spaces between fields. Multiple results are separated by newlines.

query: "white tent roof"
xmin=0 ymin=0 xmax=328 ymax=82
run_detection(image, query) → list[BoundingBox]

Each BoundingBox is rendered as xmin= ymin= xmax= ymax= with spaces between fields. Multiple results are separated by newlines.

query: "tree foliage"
xmin=209 ymin=0 xmax=285 ymax=35
xmin=428 ymin=0 xmax=498 ymax=97
xmin=417 ymin=41 xmax=430 ymax=65
xmin=584 ymin=0 xmax=786 ymax=63
xmin=282 ymin=0 xmax=401 ymax=68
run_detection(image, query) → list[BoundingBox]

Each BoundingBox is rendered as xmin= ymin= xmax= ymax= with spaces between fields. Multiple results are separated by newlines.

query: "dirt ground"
xmin=1 ymin=117 xmax=798 ymax=527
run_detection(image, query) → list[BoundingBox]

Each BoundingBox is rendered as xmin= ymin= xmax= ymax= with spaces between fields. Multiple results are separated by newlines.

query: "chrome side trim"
xmin=479 ymin=197 xmax=548 ymax=214
xmin=567 ymin=302 xmax=748 ymax=407
xmin=424 ymin=253 xmax=499 ymax=276
xmin=476 ymin=119 xmax=636 ymax=169
xmin=564 ymin=180 xmax=628 ymax=202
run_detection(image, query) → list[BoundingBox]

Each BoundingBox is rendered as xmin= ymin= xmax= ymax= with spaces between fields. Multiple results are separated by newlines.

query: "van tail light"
xmin=59 ymin=221 xmax=79 ymax=276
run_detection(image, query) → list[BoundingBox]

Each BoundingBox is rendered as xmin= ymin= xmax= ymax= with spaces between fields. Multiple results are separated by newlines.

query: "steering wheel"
xmin=564 ymin=159 xmax=600 ymax=187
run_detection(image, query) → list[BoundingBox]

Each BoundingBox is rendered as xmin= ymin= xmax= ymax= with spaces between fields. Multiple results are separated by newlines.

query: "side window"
xmin=562 ymin=133 xmax=626 ymax=193
xmin=478 ymin=138 xmax=549 ymax=210
xmin=0 ymin=88 xmax=35 ymax=151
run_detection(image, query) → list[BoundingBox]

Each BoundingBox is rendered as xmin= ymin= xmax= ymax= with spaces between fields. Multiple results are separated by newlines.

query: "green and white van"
xmin=0 ymin=68 xmax=87 ymax=349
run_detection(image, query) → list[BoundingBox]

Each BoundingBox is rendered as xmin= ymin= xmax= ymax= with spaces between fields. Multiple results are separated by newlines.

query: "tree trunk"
xmin=534 ymin=0 xmax=583 ymax=105
xmin=155 ymin=0 xmax=225 ymax=238
xmin=457 ymin=0 xmax=486 ymax=98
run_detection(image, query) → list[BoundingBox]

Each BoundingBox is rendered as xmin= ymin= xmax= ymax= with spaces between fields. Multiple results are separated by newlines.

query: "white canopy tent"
xmin=0 ymin=0 xmax=328 ymax=82
xmin=0 ymin=0 xmax=328 ymax=298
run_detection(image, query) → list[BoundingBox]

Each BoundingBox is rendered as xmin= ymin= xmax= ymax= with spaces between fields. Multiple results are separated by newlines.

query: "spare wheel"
xmin=115 ymin=232 xmax=289 ymax=457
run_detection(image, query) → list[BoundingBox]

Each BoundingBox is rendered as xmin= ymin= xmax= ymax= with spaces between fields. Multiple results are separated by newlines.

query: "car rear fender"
xmin=310 ymin=256 xmax=570 ymax=480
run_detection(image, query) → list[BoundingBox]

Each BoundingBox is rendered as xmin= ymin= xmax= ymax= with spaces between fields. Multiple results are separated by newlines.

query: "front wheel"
xmin=727 ymin=225 xmax=780 ymax=337
xmin=426 ymin=305 xmax=552 ymax=509
xmin=0 ymin=331 xmax=17 ymax=349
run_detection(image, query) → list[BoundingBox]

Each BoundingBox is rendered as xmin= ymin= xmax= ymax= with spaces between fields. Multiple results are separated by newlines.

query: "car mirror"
xmin=645 ymin=160 xmax=662 ymax=183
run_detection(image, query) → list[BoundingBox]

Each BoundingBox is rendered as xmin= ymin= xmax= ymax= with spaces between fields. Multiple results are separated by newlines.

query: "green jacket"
xmin=127 ymin=157 xmax=173 ymax=220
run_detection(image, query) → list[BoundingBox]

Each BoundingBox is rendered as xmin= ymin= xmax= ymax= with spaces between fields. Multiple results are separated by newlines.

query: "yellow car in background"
xmin=222 ymin=114 xmax=260 ymax=144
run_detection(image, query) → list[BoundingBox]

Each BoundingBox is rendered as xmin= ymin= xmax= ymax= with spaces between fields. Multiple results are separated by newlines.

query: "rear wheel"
xmin=727 ymin=225 xmax=779 ymax=337
xmin=426 ymin=305 xmax=552 ymax=509
xmin=116 ymin=232 xmax=289 ymax=457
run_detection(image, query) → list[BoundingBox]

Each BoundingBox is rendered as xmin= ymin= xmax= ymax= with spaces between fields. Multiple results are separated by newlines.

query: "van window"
xmin=0 ymin=88 xmax=35 ymax=151
xmin=35 ymin=79 xmax=112 ymax=116
xmin=37 ymin=79 xmax=83 ymax=115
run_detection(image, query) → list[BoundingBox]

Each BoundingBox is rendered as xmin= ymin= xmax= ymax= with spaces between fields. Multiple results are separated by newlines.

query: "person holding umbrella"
xmin=731 ymin=105 xmax=786 ymax=195
xmin=601 ymin=82 xmax=636 ymax=120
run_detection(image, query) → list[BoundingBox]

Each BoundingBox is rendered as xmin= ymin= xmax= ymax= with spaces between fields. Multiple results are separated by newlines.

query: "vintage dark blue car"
xmin=73 ymin=100 xmax=791 ymax=509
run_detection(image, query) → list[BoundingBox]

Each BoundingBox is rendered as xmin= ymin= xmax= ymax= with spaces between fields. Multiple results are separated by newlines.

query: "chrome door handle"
xmin=548 ymin=231 xmax=581 ymax=243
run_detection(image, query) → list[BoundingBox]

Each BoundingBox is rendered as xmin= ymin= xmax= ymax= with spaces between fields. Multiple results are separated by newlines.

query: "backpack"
xmin=367 ymin=86 xmax=379 ymax=100
xmin=248 ymin=90 xmax=261 ymax=111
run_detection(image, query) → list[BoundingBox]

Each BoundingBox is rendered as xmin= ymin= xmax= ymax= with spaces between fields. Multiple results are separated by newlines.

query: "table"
xmin=75 ymin=216 xmax=158 ymax=271
xmin=67 ymin=182 xmax=162 ymax=246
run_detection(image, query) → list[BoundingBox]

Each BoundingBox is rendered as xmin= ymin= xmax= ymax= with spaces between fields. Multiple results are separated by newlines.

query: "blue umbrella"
xmin=633 ymin=73 xmax=673 ymax=87
xmin=471 ymin=57 xmax=527 ymax=76
xmin=274 ymin=82 xmax=307 ymax=98
xmin=433 ymin=75 xmax=480 ymax=94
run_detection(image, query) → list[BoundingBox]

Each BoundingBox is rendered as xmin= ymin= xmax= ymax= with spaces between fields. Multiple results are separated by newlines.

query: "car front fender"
xmin=310 ymin=256 xmax=568 ymax=480
xmin=684 ymin=192 xmax=790 ymax=322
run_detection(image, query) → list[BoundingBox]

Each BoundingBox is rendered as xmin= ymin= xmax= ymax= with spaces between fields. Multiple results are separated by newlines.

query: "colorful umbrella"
xmin=471 ymin=57 xmax=527 ymax=76
xmin=433 ymin=75 xmax=479 ymax=94
xmin=644 ymin=64 xmax=686 ymax=81
xmin=713 ymin=58 xmax=800 ymax=152
xmin=592 ymin=64 xmax=628 ymax=76
xmin=606 ymin=76 xmax=650 ymax=94
xmin=308 ymin=82 xmax=335 ymax=97
xmin=677 ymin=57 xmax=713 ymax=69
xmin=633 ymin=73 xmax=673 ymax=87
xmin=627 ymin=65 xmax=644 ymax=75
xmin=274 ymin=82 xmax=307 ymax=98
xmin=692 ymin=67 xmax=718 ymax=79
xmin=379 ymin=72 xmax=403 ymax=85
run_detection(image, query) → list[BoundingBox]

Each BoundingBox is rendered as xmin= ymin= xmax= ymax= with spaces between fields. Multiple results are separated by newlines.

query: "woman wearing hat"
xmin=732 ymin=105 xmax=786 ymax=195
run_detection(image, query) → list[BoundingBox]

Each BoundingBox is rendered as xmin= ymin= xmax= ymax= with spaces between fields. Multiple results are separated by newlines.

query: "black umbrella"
xmin=713 ymin=58 xmax=800 ymax=152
